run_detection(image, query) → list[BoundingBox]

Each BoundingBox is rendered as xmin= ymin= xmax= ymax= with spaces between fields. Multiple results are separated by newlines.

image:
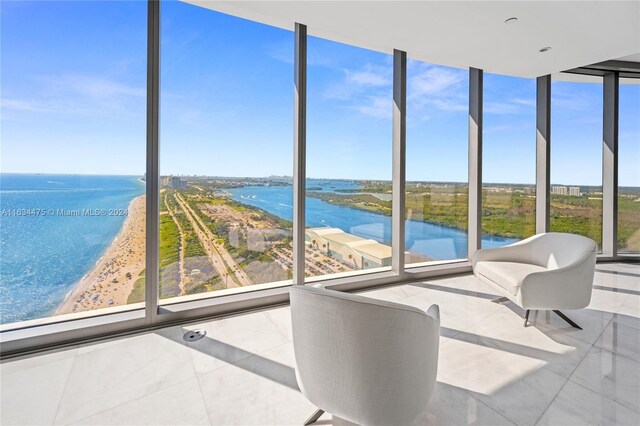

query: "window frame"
xmin=2 ymin=0 xmax=638 ymax=358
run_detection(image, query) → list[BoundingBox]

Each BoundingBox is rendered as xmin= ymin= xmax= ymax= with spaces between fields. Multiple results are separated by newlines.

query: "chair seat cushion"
xmin=475 ymin=261 xmax=547 ymax=295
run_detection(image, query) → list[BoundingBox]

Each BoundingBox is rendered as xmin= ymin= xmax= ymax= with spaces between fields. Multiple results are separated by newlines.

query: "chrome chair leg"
xmin=553 ymin=310 xmax=582 ymax=330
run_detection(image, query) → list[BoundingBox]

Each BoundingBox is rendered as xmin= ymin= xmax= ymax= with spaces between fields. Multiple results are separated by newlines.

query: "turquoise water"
xmin=227 ymin=179 xmax=516 ymax=260
xmin=0 ymin=174 xmax=144 ymax=324
xmin=0 ymin=175 xmax=514 ymax=324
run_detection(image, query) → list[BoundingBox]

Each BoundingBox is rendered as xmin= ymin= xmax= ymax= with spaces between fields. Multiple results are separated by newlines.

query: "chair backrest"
xmin=527 ymin=232 xmax=597 ymax=269
xmin=290 ymin=286 xmax=440 ymax=426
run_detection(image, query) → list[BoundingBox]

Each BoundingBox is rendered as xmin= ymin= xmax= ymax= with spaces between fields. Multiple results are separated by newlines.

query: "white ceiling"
xmin=184 ymin=0 xmax=639 ymax=79
xmin=616 ymin=52 xmax=640 ymax=63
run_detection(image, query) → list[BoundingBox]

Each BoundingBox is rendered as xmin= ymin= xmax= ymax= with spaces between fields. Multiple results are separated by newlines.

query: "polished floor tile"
xmin=67 ymin=378 xmax=210 ymax=426
xmin=1 ymin=263 xmax=639 ymax=425
xmin=569 ymin=346 xmax=640 ymax=413
xmin=54 ymin=333 xmax=196 ymax=425
xmin=1 ymin=356 xmax=76 ymax=425
xmin=595 ymin=320 xmax=640 ymax=362
xmin=536 ymin=380 xmax=640 ymax=426
xmin=438 ymin=334 xmax=566 ymax=425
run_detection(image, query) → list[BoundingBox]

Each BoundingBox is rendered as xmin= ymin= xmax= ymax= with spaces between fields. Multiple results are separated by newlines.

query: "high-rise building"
xmin=552 ymin=186 xmax=568 ymax=195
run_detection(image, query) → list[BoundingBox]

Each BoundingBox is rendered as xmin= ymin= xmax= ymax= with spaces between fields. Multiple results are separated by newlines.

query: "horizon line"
xmin=1 ymin=172 xmax=637 ymax=188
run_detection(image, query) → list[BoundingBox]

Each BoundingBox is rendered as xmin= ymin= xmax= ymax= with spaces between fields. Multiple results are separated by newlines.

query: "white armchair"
xmin=290 ymin=285 xmax=440 ymax=426
xmin=472 ymin=232 xmax=597 ymax=328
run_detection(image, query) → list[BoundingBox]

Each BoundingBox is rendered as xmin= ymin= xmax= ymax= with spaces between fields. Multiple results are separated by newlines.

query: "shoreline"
xmin=56 ymin=195 xmax=146 ymax=315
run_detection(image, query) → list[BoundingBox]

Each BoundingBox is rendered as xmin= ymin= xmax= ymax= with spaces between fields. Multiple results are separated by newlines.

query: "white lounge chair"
xmin=290 ymin=285 xmax=440 ymax=426
xmin=472 ymin=232 xmax=597 ymax=328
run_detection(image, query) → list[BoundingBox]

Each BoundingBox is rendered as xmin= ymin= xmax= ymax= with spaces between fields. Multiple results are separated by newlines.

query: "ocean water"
xmin=227 ymin=180 xmax=517 ymax=260
xmin=1 ymin=175 xmax=514 ymax=324
xmin=0 ymin=174 xmax=144 ymax=324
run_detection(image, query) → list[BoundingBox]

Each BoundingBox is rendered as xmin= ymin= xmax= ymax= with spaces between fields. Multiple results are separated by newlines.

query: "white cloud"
xmin=2 ymin=74 xmax=145 ymax=119
xmin=409 ymin=65 xmax=465 ymax=97
xmin=345 ymin=69 xmax=390 ymax=87
xmin=0 ymin=98 xmax=48 ymax=113
xmin=406 ymin=64 xmax=467 ymax=117
xmin=265 ymin=41 xmax=293 ymax=65
xmin=319 ymin=64 xmax=392 ymax=119
xmin=513 ymin=98 xmax=535 ymax=107
xmin=551 ymin=93 xmax=594 ymax=111
xmin=352 ymin=95 xmax=391 ymax=120
xmin=56 ymin=75 xmax=145 ymax=98
xmin=430 ymin=98 xmax=467 ymax=112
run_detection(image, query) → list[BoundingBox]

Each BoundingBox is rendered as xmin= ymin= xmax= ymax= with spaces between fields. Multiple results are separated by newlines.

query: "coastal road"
xmin=164 ymin=193 xmax=186 ymax=295
xmin=174 ymin=194 xmax=252 ymax=288
xmin=175 ymin=193 xmax=253 ymax=287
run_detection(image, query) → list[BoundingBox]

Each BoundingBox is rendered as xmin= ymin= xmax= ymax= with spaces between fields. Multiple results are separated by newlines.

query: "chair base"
xmin=523 ymin=309 xmax=582 ymax=330
xmin=304 ymin=408 xmax=325 ymax=426
xmin=552 ymin=310 xmax=583 ymax=330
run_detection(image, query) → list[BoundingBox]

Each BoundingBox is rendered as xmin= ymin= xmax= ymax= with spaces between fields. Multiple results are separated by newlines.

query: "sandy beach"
xmin=56 ymin=195 xmax=146 ymax=315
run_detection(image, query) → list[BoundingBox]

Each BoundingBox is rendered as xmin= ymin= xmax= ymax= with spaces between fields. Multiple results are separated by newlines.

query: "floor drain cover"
xmin=183 ymin=329 xmax=206 ymax=342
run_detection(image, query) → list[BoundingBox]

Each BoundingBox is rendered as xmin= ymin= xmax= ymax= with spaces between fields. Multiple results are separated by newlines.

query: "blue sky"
xmin=1 ymin=0 xmax=639 ymax=186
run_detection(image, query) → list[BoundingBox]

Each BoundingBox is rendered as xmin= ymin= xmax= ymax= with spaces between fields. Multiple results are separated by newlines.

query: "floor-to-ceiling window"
xmin=405 ymin=60 xmax=468 ymax=265
xmin=550 ymin=79 xmax=603 ymax=250
xmin=481 ymin=74 xmax=536 ymax=248
xmin=0 ymin=0 xmax=147 ymax=327
xmin=157 ymin=1 xmax=293 ymax=302
xmin=4 ymin=0 xmax=637 ymax=351
xmin=618 ymin=80 xmax=640 ymax=254
xmin=305 ymin=36 xmax=393 ymax=279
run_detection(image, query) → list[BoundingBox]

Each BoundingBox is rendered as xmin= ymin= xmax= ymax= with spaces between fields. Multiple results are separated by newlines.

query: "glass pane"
xmin=306 ymin=36 xmax=392 ymax=279
xmin=550 ymin=79 xmax=603 ymax=249
xmin=405 ymin=60 xmax=468 ymax=264
xmin=159 ymin=2 xmax=293 ymax=301
xmin=0 ymin=1 xmax=147 ymax=326
xmin=482 ymin=74 xmax=536 ymax=248
xmin=618 ymin=81 xmax=640 ymax=253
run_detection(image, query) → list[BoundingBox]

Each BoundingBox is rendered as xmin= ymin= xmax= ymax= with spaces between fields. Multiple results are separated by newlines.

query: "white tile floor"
xmin=1 ymin=263 xmax=639 ymax=425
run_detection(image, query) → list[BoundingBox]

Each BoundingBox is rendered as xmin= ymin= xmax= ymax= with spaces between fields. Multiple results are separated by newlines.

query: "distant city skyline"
xmin=1 ymin=171 xmax=632 ymax=191
xmin=1 ymin=1 xmax=639 ymax=186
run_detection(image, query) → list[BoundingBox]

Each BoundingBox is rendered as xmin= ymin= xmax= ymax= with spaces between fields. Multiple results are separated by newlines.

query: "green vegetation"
xmin=310 ymin=182 xmax=640 ymax=250
xmin=168 ymin=180 xmax=640 ymax=259
xmin=406 ymin=186 xmax=469 ymax=230
xmin=482 ymin=190 xmax=536 ymax=239
xmin=182 ymin=192 xmax=291 ymax=282
xmin=159 ymin=214 xmax=180 ymax=267
xmin=165 ymin=192 xmax=207 ymax=258
xmin=307 ymin=192 xmax=392 ymax=215
xmin=158 ymin=213 xmax=181 ymax=297
xmin=127 ymin=275 xmax=146 ymax=304
xmin=336 ymin=181 xmax=391 ymax=194
xmin=618 ymin=193 xmax=640 ymax=252
xmin=550 ymin=195 xmax=603 ymax=246
xmin=184 ymin=276 xmax=225 ymax=294
xmin=159 ymin=189 xmax=169 ymax=212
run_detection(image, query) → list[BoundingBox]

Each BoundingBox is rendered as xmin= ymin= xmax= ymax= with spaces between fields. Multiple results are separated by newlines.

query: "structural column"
xmin=392 ymin=49 xmax=407 ymax=276
xmin=536 ymin=75 xmax=551 ymax=234
xmin=293 ymin=23 xmax=307 ymax=284
xmin=468 ymin=68 xmax=483 ymax=260
xmin=602 ymin=72 xmax=619 ymax=257
xmin=145 ymin=0 xmax=161 ymax=324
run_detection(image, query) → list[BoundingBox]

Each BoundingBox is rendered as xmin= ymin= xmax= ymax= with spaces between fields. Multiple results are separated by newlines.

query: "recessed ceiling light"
xmin=539 ymin=46 xmax=552 ymax=53
xmin=504 ymin=17 xmax=518 ymax=24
